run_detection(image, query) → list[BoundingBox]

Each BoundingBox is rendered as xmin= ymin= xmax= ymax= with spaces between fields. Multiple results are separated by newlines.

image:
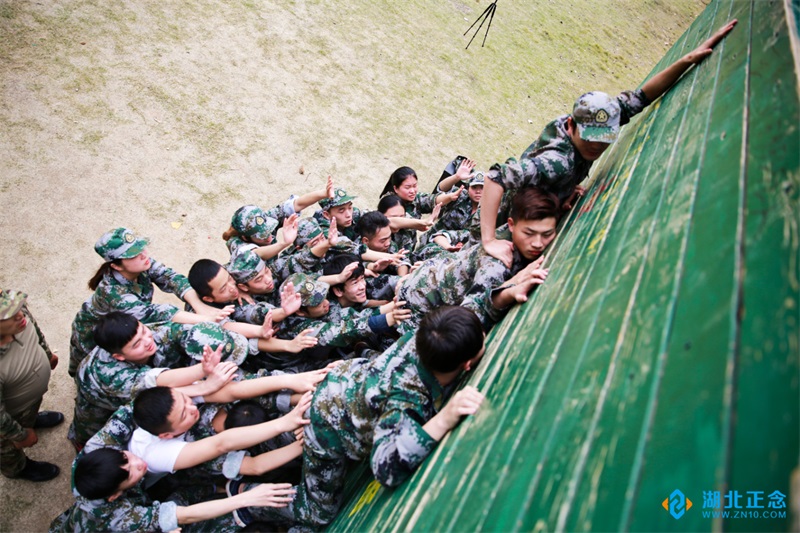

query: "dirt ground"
xmin=0 ymin=0 xmax=703 ymax=530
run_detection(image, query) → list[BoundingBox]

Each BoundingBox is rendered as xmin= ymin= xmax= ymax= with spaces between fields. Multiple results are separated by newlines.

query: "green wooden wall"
xmin=329 ymin=0 xmax=800 ymax=530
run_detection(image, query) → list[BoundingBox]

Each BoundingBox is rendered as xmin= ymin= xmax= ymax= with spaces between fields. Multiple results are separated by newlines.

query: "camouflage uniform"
xmin=260 ymin=275 xmax=376 ymax=372
xmin=312 ymin=187 xmax=363 ymax=244
xmin=417 ymin=172 xmax=483 ymax=255
xmin=389 ymin=192 xmax=438 ymax=258
xmin=488 ymin=89 xmax=649 ymax=202
xmin=247 ymin=332 xmax=453 ymax=527
xmin=397 ymin=227 xmax=529 ymax=333
xmin=52 ymin=405 xmax=237 ymax=532
xmin=69 ymin=322 xmax=258 ymax=448
xmin=69 ymin=261 xmax=193 ymax=377
xmin=0 ymin=291 xmax=56 ymax=477
xmin=357 ymin=241 xmax=404 ymax=301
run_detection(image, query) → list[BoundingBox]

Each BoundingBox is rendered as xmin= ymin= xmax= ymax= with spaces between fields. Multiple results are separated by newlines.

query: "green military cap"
xmin=94 ymin=228 xmax=149 ymax=262
xmin=227 ymin=248 xmax=266 ymax=284
xmin=572 ymin=91 xmax=621 ymax=144
xmin=0 ymin=290 xmax=27 ymax=320
xmin=182 ymin=322 xmax=247 ymax=365
xmin=468 ymin=171 xmax=485 ymax=187
xmin=231 ymin=205 xmax=279 ymax=242
xmin=296 ymin=218 xmax=323 ymax=248
xmin=319 ymin=187 xmax=356 ymax=210
xmin=281 ymin=273 xmax=329 ymax=308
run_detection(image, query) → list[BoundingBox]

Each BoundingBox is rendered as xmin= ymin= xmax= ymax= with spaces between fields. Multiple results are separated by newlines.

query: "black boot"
xmin=14 ymin=458 xmax=60 ymax=482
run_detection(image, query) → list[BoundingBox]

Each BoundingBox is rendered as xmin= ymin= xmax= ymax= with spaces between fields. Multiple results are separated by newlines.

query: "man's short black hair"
xmin=357 ymin=210 xmax=391 ymax=239
xmin=510 ymin=187 xmax=560 ymax=223
xmin=93 ymin=311 xmax=139 ymax=354
xmin=133 ymin=386 xmax=175 ymax=435
xmin=417 ymin=306 xmax=484 ymax=373
xmin=224 ymin=400 xmax=269 ymax=430
xmin=188 ymin=259 xmax=224 ymax=298
xmin=74 ymin=448 xmax=129 ymax=500
xmin=322 ymin=254 xmax=365 ymax=292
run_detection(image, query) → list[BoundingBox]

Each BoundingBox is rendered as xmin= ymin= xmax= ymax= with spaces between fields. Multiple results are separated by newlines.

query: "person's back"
xmin=236 ymin=306 xmax=486 ymax=528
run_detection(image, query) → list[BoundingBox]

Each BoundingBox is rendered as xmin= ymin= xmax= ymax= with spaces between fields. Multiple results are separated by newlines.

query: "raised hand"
xmin=280 ymin=282 xmax=302 ymax=317
xmin=455 ymin=158 xmax=476 ymax=181
xmin=280 ymin=213 xmax=299 ymax=246
xmin=327 ymin=217 xmax=338 ymax=246
xmin=201 ymin=344 xmax=223 ymax=376
xmin=260 ymin=310 xmax=275 ymax=339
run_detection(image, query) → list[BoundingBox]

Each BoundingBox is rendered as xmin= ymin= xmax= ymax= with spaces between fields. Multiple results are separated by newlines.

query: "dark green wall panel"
xmin=328 ymin=1 xmax=799 ymax=530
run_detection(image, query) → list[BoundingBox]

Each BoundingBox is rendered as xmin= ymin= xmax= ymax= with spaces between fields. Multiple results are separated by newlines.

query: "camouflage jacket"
xmin=307 ymin=332 xmax=452 ymax=487
xmin=398 ymin=230 xmax=529 ymax=332
xmin=230 ymin=298 xmax=278 ymax=325
xmin=0 ymin=303 xmax=54 ymax=441
xmin=312 ymin=207 xmax=363 ymax=244
xmin=48 ymin=485 xmax=183 ymax=533
xmin=392 ymin=193 xmax=437 ymax=257
xmin=70 ymin=346 xmax=165 ymax=447
xmin=428 ymin=188 xmax=475 ymax=235
xmin=68 ymin=322 xmax=191 ymax=447
xmin=69 ymin=260 xmax=191 ymax=376
xmin=488 ymin=89 xmax=649 ymax=201
xmin=268 ymin=246 xmax=325 ymax=287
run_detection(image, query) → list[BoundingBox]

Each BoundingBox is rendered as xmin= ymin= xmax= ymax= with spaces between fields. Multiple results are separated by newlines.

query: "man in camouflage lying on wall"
xmin=229 ymin=306 xmax=486 ymax=528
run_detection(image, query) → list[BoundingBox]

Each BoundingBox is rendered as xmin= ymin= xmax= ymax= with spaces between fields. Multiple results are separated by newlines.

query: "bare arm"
xmin=641 ymin=20 xmax=737 ymax=101
xmin=238 ymin=440 xmax=303 ymax=476
xmin=293 ymin=175 xmax=334 ymax=212
xmin=176 ymin=484 xmax=295 ymax=524
xmin=173 ymin=394 xmax=311 ymax=470
xmin=479 ymin=179 xmax=513 ymax=267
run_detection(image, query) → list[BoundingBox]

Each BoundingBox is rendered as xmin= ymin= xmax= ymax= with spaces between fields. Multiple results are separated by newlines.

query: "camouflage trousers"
xmin=1 ymin=399 xmax=42 ymax=477
xmin=247 ymin=421 xmax=350 ymax=528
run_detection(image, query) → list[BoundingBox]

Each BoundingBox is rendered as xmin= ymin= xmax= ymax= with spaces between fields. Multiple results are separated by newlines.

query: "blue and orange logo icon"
xmin=663 ymin=489 xmax=693 ymax=519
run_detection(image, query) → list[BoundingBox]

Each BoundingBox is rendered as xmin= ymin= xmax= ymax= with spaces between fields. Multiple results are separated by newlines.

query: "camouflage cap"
xmin=231 ymin=205 xmax=279 ymax=242
xmin=295 ymin=218 xmax=323 ymax=248
xmin=469 ymin=171 xmax=485 ymax=187
xmin=0 ymin=290 xmax=27 ymax=320
xmin=94 ymin=228 xmax=150 ymax=262
xmin=572 ymin=91 xmax=621 ymax=144
xmin=181 ymin=322 xmax=247 ymax=365
xmin=227 ymin=248 xmax=266 ymax=284
xmin=319 ymin=187 xmax=356 ymax=210
xmin=281 ymin=273 xmax=329 ymax=308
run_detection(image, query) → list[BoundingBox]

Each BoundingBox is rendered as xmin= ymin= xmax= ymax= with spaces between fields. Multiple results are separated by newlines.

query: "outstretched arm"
xmin=641 ymin=20 xmax=737 ymax=101
xmin=293 ymin=175 xmax=335 ymax=212
xmin=176 ymin=483 xmax=296 ymax=525
xmin=239 ymin=440 xmax=304 ymax=476
xmin=174 ymin=393 xmax=311 ymax=470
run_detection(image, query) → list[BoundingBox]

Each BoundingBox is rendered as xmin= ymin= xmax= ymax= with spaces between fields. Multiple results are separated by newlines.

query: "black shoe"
xmin=15 ymin=459 xmax=60 ymax=482
xmin=34 ymin=411 xmax=64 ymax=429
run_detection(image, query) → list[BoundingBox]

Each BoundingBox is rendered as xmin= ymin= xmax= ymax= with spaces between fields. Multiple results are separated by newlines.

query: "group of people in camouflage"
xmin=0 ymin=18 xmax=736 ymax=532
